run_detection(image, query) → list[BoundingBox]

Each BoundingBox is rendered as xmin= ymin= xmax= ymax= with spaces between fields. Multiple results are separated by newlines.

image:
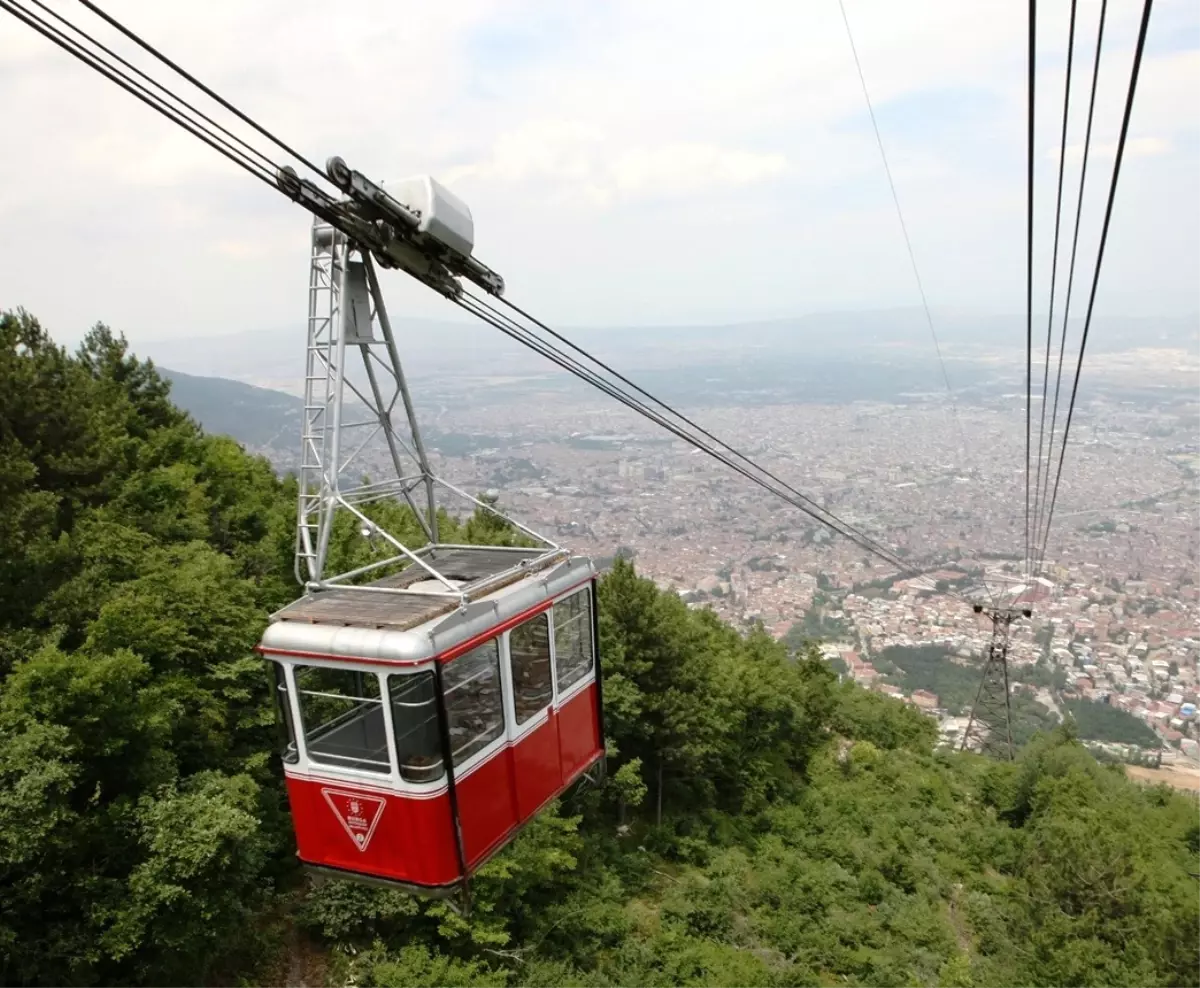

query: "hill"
xmin=160 ymin=367 xmax=303 ymax=450
xmin=1 ymin=309 xmax=1196 ymax=988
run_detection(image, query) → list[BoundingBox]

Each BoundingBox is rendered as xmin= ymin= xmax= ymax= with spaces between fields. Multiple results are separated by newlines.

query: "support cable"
xmin=1037 ymin=0 xmax=1154 ymax=571
xmin=1023 ymin=0 xmax=1037 ymax=583
xmin=836 ymin=0 xmax=971 ymax=468
xmin=74 ymin=0 xmax=331 ymax=185
xmin=491 ymin=292 xmax=907 ymax=567
xmin=478 ymin=294 xmax=911 ymax=567
xmin=1030 ymin=0 xmax=1078 ymax=569
xmin=455 ymin=290 xmax=960 ymax=591
xmin=1033 ymin=0 xmax=1108 ymax=576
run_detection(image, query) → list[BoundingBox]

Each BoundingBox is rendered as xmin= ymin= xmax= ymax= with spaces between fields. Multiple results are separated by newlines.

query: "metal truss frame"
xmin=960 ymin=606 xmax=1029 ymax=761
xmin=294 ymin=218 xmax=561 ymax=605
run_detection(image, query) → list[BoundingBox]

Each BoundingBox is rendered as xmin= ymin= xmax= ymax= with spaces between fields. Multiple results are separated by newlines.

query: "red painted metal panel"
xmin=557 ymin=683 xmax=603 ymax=780
xmin=511 ymin=713 xmax=564 ymax=820
xmin=285 ymin=773 xmax=461 ymax=888
xmin=453 ymin=746 xmax=519 ymax=868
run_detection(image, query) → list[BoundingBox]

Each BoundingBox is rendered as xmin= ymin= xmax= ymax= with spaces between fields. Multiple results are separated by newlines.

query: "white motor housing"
xmin=383 ymin=175 xmax=475 ymax=258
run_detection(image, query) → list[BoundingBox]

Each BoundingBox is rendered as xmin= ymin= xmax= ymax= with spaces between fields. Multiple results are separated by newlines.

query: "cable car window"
xmin=270 ymin=662 xmax=299 ymax=764
xmin=510 ymin=613 xmax=553 ymax=726
xmin=554 ymin=589 xmax=595 ymax=694
xmin=388 ymin=671 xmax=445 ymax=784
xmin=294 ymin=665 xmax=389 ymax=774
xmin=443 ymin=639 xmax=504 ymax=766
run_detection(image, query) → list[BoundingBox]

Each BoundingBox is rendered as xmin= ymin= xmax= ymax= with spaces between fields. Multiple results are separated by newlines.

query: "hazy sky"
xmin=0 ymin=0 xmax=1196 ymax=348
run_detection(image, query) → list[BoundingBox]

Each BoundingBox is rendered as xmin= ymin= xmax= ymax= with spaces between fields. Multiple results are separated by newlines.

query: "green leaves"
xmin=0 ymin=310 xmax=297 ymax=985
xmin=97 ymin=771 xmax=271 ymax=983
xmin=357 ymin=943 xmax=510 ymax=987
xmin=596 ymin=560 xmax=837 ymax=822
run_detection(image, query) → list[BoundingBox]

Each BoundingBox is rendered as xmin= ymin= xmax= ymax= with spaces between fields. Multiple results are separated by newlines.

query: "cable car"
xmin=256 ymin=545 xmax=605 ymax=898
xmin=253 ymin=181 xmax=605 ymax=901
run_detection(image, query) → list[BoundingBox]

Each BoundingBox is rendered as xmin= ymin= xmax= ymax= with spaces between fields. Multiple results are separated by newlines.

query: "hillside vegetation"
xmin=1 ymin=310 xmax=1196 ymax=988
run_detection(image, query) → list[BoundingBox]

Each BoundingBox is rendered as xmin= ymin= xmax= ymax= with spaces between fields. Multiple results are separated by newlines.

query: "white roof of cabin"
xmin=259 ymin=555 xmax=595 ymax=664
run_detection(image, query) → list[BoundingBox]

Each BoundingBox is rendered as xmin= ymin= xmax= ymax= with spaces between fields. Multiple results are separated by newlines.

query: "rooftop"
xmin=274 ymin=545 xmax=564 ymax=632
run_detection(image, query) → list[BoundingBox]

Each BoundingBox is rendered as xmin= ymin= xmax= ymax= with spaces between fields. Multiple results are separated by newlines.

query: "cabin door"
xmin=506 ymin=612 xmax=562 ymax=820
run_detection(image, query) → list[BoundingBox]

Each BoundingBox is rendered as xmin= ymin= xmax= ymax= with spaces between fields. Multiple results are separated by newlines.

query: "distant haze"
xmin=142 ymin=308 xmax=1200 ymax=396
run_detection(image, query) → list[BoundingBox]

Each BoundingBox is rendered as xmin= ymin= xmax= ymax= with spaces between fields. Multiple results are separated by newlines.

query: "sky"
xmin=0 ymin=0 xmax=1196 ymax=349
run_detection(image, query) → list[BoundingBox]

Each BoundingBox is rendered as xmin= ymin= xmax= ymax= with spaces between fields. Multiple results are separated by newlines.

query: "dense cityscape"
xmin=252 ymin=351 xmax=1199 ymax=780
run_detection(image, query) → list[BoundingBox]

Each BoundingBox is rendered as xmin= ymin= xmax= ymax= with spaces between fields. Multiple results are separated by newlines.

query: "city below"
xmin=157 ymin=312 xmax=1200 ymax=784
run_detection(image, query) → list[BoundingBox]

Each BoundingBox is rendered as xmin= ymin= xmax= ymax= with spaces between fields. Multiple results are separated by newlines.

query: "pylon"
xmin=960 ymin=607 xmax=1029 ymax=760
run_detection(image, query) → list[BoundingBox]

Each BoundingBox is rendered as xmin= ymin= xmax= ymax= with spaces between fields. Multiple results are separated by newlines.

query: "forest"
xmin=1 ymin=308 xmax=1197 ymax=988
xmin=878 ymin=644 xmax=1158 ymax=749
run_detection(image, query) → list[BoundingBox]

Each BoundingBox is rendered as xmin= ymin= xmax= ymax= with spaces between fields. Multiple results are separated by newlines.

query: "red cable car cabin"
xmin=257 ymin=548 xmax=604 ymax=895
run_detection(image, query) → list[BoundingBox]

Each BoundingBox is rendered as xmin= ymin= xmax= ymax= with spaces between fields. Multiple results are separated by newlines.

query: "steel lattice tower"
xmin=960 ymin=607 xmax=1029 ymax=760
xmin=293 ymin=216 xmax=564 ymax=604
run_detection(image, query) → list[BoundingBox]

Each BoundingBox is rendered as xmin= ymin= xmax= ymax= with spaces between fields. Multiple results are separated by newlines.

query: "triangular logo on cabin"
xmin=321 ymin=788 xmax=386 ymax=852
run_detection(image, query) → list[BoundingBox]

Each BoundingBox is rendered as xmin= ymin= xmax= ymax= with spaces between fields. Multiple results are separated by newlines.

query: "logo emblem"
xmin=321 ymin=788 xmax=386 ymax=852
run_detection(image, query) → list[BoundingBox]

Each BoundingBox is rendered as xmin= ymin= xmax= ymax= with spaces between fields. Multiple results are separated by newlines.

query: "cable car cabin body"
xmin=258 ymin=548 xmax=604 ymax=896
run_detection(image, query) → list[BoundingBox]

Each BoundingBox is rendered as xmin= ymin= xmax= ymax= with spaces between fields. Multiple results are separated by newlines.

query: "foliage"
xmin=878 ymin=643 xmax=980 ymax=714
xmin=784 ymin=602 xmax=850 ymax=645
xmin=2 ymin=309 xmax=1196 ymax=987
xmin=1062 ymin=697 xmax=1162 ymax=748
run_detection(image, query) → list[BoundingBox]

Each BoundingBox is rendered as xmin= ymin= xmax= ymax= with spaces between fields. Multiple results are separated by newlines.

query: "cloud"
xmin=0 ymin=0 xmax=1195 ymax=345
xmin=447 ymin=120 xmax=787 ymax=205
xmin=611 ymin=144 xmax=787 ymax=197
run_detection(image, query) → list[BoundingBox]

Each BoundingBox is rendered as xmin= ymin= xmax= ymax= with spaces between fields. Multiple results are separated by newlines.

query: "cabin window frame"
xmin=289 ymin=662 xmax=394 ymax=777
xmin=551 ymin=585 xmax=596 ymax=701
xmin=504 ymin=610 xmax=555 ymax=736
xmin=386 ymin=668 xmax=447 ymax=787
xmin=441 ymin=637 xmax=508 ymax=777
xmin=269 ymin=660 xmax=300 ymax=764
xmin=271 ymin=657 xmax=470 ymax=793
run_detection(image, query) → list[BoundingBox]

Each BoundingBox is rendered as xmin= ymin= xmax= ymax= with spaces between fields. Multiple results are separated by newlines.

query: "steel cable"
xmin=74 ymin=0 xmax=331 ymax=185
xmin=1033 ymin=0 xmax=1109 ymax=577
xmin=1 ymin=0 xmax=281 ymax=194
xmin=1031 ymin=0 xmax=1079 ymax=570
xmin=1037 ymin=0 xmax=1155 ymax=573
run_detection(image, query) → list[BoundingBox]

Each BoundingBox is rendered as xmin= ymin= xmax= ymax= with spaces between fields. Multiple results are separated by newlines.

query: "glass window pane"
xmin=554 ymin=589 xmax=595 ymax=694
xmin=388 ymin=671 xmax=445 ymax=784
xmin=271 ymin=662 xmax=299 ymax=764
xmin=294 ymin=665 xmax=389 ymax=774
xmin=510 ymin=614 xmax=553 ymax=726
xmin=443 ymin=640 xmax=504 ymax=766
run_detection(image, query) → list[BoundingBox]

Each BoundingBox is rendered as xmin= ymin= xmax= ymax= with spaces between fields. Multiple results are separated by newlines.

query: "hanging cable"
xmin=458 ymin=291 xmax=980 ymax=599
xmin=73 ymin=0 xmax=331 ymax=185
xmin=1023 ymin=0 xmax=1037 ymax=584
xmin=0 ymin=0 xmax=280 ymax=193
xmin=482 ymin=291 xmax=986 ymax=600
xmin=1037 ymin=0 xmax=1154 ymax=571
xmin=1033 ymin=0 xmax=1108 ymax=577
xmin=452 ymin=290 xmax=941 ymax=583
xmin=459 ymin=294 xmax=906 ymax=565
xmin=491 ymin=294 xmax=887 ymax=553
xmin=836 ymin=0 xmax=971 ymax=469
xmin=1030 ymin=0 xmax=1078 ymax=568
